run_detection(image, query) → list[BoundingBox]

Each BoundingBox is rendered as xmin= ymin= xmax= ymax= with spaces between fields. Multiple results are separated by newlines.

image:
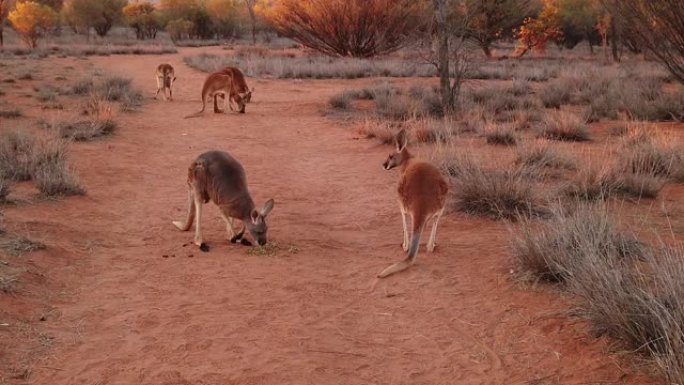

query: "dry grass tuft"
xmin=484 ymin=124 xmax=518 ymax=146
xmin=0 ymin=131 xmax=35 ymax=182
xmin=0 ymin=109 xmax=23 ymax=119
xmin=515 ymin=143 xmax=576 ymax=170
xmin=30 ymin=139 xmax=85 ymax=198
xmin=446 ymin=154 xmax=547 ymax=220
xmin=537 ymin=111 xmax=590 ymax=142
xmin=512 ymin=202 xmax=644 ymax=283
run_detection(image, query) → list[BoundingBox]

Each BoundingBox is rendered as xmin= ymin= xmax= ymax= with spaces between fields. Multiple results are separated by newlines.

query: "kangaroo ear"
xmin=261 ymin=199 xmax=274 ymax=217
xmin=395 ymin=129 xmax=408 ymax=152
xmin=250 ymin=209 xmax=260 ymax=224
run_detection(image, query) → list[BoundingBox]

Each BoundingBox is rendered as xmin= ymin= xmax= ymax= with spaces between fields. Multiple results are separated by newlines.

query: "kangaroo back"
xmin=184 ymin=73 xmax=235 ymax=119
xmin=193 ymin=151 xmax=252 ymax=208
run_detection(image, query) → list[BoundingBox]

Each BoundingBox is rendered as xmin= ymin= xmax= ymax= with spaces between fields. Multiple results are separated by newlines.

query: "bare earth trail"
xmin=17 ymin=49 xmax=656 ymax=384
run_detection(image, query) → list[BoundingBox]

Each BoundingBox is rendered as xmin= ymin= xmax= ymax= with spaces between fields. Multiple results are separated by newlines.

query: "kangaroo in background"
xmin=184 ymin=72 xmax=248 ymax=118
xmin=378 ymin=129 xmax=449 ymax=278
xmin=154 ymin=63 xmax=176 ymax=101
xmin=172 ymin=150 xmax=274 ymax=250
xmin=213 ymin=67 xmax=253 ymax=113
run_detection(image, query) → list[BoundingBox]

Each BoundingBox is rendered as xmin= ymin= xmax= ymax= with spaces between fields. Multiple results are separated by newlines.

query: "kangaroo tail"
xmin=172 ymin=188 xmax=195 ymax=231
xmin=377 ymin=221 xmax=424 ymax=278
xmin=184 ymin=95 xmax=207 ymax=119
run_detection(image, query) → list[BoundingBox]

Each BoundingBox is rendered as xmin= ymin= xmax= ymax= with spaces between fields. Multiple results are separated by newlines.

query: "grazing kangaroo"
xmin=184 ymin=72 xmax=247 ymax=118
xmin=378 ymin=129 xmax=449 ymax=278
xmin=213 ymin=67 xmax=253 ymax=113
xmin=172 ymin=150 xmax=275 ymax=249
xmin=154 ymin=63 xmax=176 ymax=101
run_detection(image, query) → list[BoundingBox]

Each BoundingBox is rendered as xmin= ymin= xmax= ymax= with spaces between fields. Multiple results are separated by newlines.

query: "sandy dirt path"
xmin=8 ymin=48 xmax=657 ymax=385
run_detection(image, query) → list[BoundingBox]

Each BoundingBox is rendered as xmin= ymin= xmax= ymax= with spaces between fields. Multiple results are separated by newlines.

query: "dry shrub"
xmin=267 ymin=0 xmax=423 ymax=57
xmin=59 ymin=96 xmax=117 ymax=141
xmin=570 ymin=246 xmax=684 ymax=384
xmin=411 ymin=119 xmax=454 ymax=143
xmin=512 ymin=202 xmax=644 ymax=283
xmin=329 ymin=92 xmax=353 ymax=110
xmin=0 ymin=109 xmax=23 ymax=119
xmin=448 ymin=154 xmax=547 ymax=220
xmin=356 ymin=119 xmax=397 ymax=144
xmin=96 ymin=76 xmax=143 ymax=111
xmin=565 ymin=162 xmax=664 ymax=201
xmin=617 ymin=128 xmax=684 ymax=183
xmin=0 ymin=265 xmax=20 ymax=293
xmin=484 ymin=124 xmax=517 ymax=146
xmin=0 ymin=131 xmax=35 ymax=182
xmin=537 ymin=111 xmax=590 ymax=142
xmin=539 ymin=79 xmax=572 ymax=108
xmin=30 ymin=139 xmax=85 ymax=198
xmin=0 ymin=235 xmax=46 ymax=255
xmin=515 ymin=143 xmax=576 ymax=170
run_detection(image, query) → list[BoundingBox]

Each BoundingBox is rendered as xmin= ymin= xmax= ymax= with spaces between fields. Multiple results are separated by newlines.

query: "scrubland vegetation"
xmin=1 ymin=0 xmax=684 ymax=383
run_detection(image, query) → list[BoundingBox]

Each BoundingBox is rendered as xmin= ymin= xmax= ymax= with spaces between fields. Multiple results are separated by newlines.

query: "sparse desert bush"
xmin=356 ymin=119 xmax=397 ymax=144
xmin=537 ymin=111 xmax=590 ymax=141
xmin=0 ymin=235 xmax=46 ymax=255
xmin=512 ymin=202 xmax=644 ymax=283
xmin=0 ymin=266 xmax=20 ymax=293
xmin=617 ymin=126 xmax=684 ymax=183
xmin=35 ymin=85 xmax=60 ymax=102
xmin=71 ymin=78 xmax=94 ymax=95
xmin=267 ymin=0 xmax=423 ymax=57
xmin=95 ymin=76 xmax=143 ymax=111
xmin=448 ymin=155 xmax=547 ymax=220
xmin=183 ymin=53 xmax=435 ymax=79
xmin=515 ymin=143 xmax=576 ymax=170
xmin=539 ymin=79 xmax=572 ymax=108
xmin=328 ymin=91 xmax=353 ymax=110
xmin=484 ymin=124 xmax=517 ymax=146
xmin=570 ymin=245 xmax=684 ymax=384
xmin=0 ymin=131 xmax=35 ymax=181
xmin=0 ymin=176 xmax=12 ymax=202
xmin=0 ymin=109 xmax=22 ymax=118
xmin=30 ymin=139 xmax=85 ymax=197
xmin=566 ymin=162 xmax=665 ymax=201
xmin=56 ymin=95 xmax=117 ymax=141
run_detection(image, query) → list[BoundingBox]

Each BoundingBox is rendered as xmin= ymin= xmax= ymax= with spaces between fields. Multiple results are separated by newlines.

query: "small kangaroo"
xmin=184 ymin=72 xmax=247 ymax=118
xmin=213 ymin=67 xmax=253 ymax=113
xmin=172 ymin=150 xmax=275 ymax=250
xmin=378 ymin=129 xmax=449 ymax=278
xmin=154 ymin=63 xmax=176 ymax=101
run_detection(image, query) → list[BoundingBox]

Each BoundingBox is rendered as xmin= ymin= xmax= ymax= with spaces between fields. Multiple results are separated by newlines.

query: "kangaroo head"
xmin=383 ymin=129 xmax=410 ymax=170
xmin=234 ymin=93 xmax=247 ymax=113
xmin=244 ymin=199 xmax=274 ymax=246
xmin=244 ymin=89 xmax=253 ymax=103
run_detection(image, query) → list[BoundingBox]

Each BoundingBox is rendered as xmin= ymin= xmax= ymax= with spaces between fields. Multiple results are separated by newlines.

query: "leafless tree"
xmin=612 ymin=0 xmax=684 ymax=84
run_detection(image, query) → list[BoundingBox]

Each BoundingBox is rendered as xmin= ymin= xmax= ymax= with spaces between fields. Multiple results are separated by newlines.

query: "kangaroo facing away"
xmin=172 ymin=150 xmax=274 ymax=250
xmin=213 ymin=67 xmax=253 ymax=113
xmin=378 ymin=129 xmax=449 ymax=278
xmin=154 ymin=63 xmax=176 ymax=101
xmin=184 ymin=72 xmax=247 ymax=118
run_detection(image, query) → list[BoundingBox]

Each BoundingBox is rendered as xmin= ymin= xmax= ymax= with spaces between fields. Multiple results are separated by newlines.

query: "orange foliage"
xmin=8 ymin=1 xmax=57 ymax=48
xmin=515 ymin=0 xmax=562 ymax=56
xmin=265 ymin=0 xmax=425 ymax=57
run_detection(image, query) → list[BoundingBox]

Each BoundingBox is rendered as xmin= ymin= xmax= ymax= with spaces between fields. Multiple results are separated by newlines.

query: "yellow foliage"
xmin=8 ymin=1 xmax=57 ymax=48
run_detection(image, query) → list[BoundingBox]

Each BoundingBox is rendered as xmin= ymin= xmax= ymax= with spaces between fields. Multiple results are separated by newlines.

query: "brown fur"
xmin=378 ymin=129 xmax=448 ymax=278
xmin=155 ymin=63 xmax=176 ymax=101
xmin=173 ymin=151 xmax=274 ymax=247
xmin=184 ymin=72 xmax=246 ymax=118
xmin=214 ymin=67 xmax=252 ymax=113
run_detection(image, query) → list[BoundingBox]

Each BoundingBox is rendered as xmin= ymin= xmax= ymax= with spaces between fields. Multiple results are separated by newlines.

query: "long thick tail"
xmin=183 ymin=95 xmax=207 ymax=119
xmin=377 ymin=221 xmax=424 ymax=278
xmin=172 ymin=188 xmax=195 ymax=231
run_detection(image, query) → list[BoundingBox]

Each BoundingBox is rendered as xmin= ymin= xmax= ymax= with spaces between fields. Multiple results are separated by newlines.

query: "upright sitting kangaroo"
xmin=173 ymin=150 xmax=274 ymax=250
xmin=378 ymin=129 xmax=448 ymax=278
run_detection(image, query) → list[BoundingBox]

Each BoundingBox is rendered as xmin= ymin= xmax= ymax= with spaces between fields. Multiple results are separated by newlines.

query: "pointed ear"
xmin=250 ymin=209 xmax=260 ymax=224
xmin=395 ymin=129 xmax=408 ymax=152
xmin=261 ymin=199 xmax=274 ymax=217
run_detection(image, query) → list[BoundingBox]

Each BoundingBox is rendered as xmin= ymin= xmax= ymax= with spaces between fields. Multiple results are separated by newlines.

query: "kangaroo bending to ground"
xmin=184 ymin=72 xmax=247 ymax=118
xmin=213 ymin=67 xmax=253 ymax=113
xmin=154 ymin=63 xmax=176 ymax=101
xmin=172 ymin=150 xmax=275 ymax=249
xmin=378 ymin=129 xmax=449 ymax=278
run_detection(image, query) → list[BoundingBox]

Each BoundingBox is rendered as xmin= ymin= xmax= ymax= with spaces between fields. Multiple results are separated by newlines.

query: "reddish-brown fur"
xmin=378 ymin=129 xmax=448 ymax=278
xmin=214 ymin=67 xmax=252 ymax=113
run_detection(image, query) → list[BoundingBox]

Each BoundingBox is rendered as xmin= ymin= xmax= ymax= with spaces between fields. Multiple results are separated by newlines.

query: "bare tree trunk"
xmin=610 ymin=16 xmax=620 ymax=62
xmin=245 ymin=0 xmax=257 ymax=45
xmin=432 ymin=0 xmax=453 ymax=114
xmin=0 ymin=25 xmax=3 ymax=47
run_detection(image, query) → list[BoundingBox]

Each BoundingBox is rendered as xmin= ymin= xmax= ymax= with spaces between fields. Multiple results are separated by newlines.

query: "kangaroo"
xmin=154 ymin=63 xmax=176 ymax=101
xmin=213 ymin=67 xmax=253 ymax=113
xmin=378 ymin=129 xmax=449 ymax=278
xmin=172 ymin=150 xmax=275 ymax=250
xmin=184 ymin=72 xmax=247 ymax=118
